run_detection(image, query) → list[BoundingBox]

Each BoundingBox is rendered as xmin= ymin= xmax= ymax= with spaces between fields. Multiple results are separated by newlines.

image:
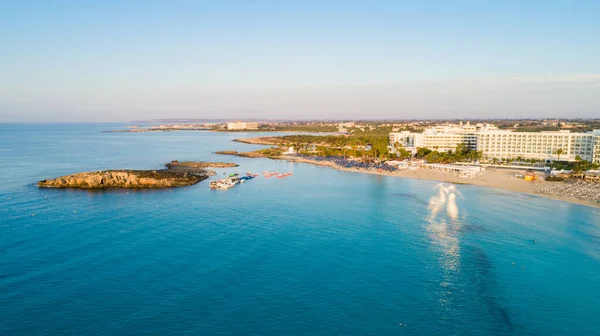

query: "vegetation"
xmin=415 ymin=144 xmax=483 ymax=164
xmin=258 ymin=124 xmax=338 ymax=132
xmin=555 ymin=148 xmax=564 ymax=161
xmin=257 ymin=147 xmax=283 ymax=157
xmin=550 ymin=160 xmax=600 ymax=172
xmin=270 ymin=133 xmax=486 ymax=164
xmin=277 ymin=133 xmax=392 ymax=160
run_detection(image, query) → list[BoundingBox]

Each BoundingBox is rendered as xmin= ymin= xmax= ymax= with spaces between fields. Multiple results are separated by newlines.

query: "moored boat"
xmin=210 ymin=172 xmax=257 ymax=189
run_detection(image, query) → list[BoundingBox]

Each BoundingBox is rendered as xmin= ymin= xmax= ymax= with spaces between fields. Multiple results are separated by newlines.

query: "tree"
xmin=394 ymin=143 xmax=412 ymax=160
xmin=555 ymin=148 xmax=564 ymax=161
xmin=416 ymin=147 xmax=432 ymax=158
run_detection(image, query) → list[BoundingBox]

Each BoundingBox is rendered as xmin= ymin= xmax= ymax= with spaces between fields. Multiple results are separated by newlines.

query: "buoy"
xmin=512 ymin=262 xmax=515 ymax=265
xmin=74 ymin=210 xmax=77 ymax=213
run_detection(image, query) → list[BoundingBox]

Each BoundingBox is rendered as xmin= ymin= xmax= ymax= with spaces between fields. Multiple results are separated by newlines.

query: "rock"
xmin=38 ymin=159 xmax=239 ymax=189
xmin=39 ymin=168 xmax=210 ymax=189
xmin=165 ymin=161 xmax=238 ymax=169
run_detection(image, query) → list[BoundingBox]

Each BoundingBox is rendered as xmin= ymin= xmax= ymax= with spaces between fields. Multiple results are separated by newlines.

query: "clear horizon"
xmin=1 ymin=1 xmax=599 ymax=122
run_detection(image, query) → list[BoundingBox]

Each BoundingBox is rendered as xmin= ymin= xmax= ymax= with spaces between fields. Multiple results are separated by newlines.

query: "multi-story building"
xmin=593 ymin=130 xmax=600 ymax=164
xmin=390 ymin=122 xmax=600 ymax=162
xmin=476 ymin=130 xmax=596 ymax=161
xmin=389 ymin=122 xmax=495 ymax=154
xmin=227 ymin=121 xmax=259 ymax=130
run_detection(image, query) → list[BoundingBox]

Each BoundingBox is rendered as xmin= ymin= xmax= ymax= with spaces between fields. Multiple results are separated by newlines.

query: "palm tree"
xmin=555 ymin=148 xmax=564 ymax=161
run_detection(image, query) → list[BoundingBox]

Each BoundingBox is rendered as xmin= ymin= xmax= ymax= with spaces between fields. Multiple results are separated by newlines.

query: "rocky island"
xmin=38 ymin=161 xmax=236 ymax=189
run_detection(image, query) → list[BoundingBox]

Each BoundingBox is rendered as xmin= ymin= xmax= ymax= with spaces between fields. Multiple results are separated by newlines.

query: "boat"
xmin=210 ymin=173 xmax=257 ymax=189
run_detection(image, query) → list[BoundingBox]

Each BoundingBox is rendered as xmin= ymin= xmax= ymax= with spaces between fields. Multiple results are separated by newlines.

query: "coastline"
xmin=288 ymin=156 xmax=600 ymax=209
xmin=217 ymin=145 xmax=600 ymax=209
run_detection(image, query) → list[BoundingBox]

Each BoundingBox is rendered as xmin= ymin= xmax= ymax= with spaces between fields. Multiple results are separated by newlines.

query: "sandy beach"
xmin=285 ymin=156 xmax=600 ymax=209
xmin=219 ymin=135 xmax=600 ymax=209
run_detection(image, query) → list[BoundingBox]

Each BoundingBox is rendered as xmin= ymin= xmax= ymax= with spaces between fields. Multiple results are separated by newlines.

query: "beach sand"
xmin=285 ymin=156 xmax=600 ymax=209
xmin=221 ymin=135 xmax=600 ymax=209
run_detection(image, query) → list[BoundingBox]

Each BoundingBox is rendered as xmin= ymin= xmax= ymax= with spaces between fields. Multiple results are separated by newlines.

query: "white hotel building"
xmin=389 ymin=122 xmax=496 ymax=153
xmin=390 ymin=123 xmax=600 ymax=163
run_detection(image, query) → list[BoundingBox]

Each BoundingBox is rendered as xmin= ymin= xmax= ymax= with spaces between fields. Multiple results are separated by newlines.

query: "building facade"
xmin=476 ymin=130 xmax=596 ymax=162
xmin=390 ymin=123 xmax=600 ymax=162
xmin=389 ymin=122 xmax=494 ymax=154
xmin=227 ymin=121 xmax=259 ymax=130
xmin=593 ymin=131 xmax=600 ymax=164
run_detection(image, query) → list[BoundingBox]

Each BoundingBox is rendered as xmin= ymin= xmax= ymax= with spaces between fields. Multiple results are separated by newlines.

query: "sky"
xmin=1 ymin=0 xmax=599 ymax=122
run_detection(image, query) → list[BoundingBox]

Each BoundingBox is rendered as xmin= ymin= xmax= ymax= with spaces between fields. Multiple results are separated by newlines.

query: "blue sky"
xmin=1 ymin=0 xmax=599 ymax=121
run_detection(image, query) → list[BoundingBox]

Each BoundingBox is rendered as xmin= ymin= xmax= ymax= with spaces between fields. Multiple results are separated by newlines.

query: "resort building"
xmin=476 ymin=130 xmax=597 ymax=162
xmin=389 ymin=122 xmax=496 ymax=153
xmin=227 ymin=121 xmax=259 ymax=130
xmin=338 ymin=122 xmax=355 ymax=128
xmin=390 ymin=122 xmax=600 ymax=162
xmin=593 ymin=131 xmax=600 ymax=164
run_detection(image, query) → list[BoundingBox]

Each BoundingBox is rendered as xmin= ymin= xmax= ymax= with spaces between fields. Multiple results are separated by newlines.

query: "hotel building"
xmin=476 ymin=130 xmax=597 ymax=162
xmin=390 ymin=122 xmax=496 ymax=153
xmin=390 ymin=123 xmax=600 ymax=163
xmin=227 ymin=121 xmax=260 ymax=130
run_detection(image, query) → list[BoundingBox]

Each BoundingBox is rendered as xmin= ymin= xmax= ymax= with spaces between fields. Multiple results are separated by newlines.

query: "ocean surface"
xmin=1 ymin=123 xmax=600 ymax=336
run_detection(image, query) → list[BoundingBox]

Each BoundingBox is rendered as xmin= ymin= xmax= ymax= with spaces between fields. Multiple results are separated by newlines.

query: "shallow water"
xmin=1 ymin=123 xmax=600 ymax=335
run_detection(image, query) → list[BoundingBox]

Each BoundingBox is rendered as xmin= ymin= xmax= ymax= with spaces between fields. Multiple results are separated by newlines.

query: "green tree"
xmin=555 ymin=148 xmax=564 ymax=161
xmin=416 ymin=147 xmax=432 ymax=158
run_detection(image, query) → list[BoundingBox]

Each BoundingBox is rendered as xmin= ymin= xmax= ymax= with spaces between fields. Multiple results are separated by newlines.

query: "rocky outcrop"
xmin=216 ymin=150 xmax=267 ymax=158
xmin=165 ymin=160 xmax=238 ymax=169
xmin=37 ymin=160 xmax=240 ymax=189
xmin=38 ymin=170 xmax=211 ymax=189
xmin=38 ymin=160 xmax=241 ymax=189
xmin=233 ymin=137 xmax=281 ymax=145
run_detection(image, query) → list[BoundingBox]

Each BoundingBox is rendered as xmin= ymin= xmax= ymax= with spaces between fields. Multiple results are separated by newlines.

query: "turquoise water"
xmin=1 ymin=123 xmax=600 ymax=335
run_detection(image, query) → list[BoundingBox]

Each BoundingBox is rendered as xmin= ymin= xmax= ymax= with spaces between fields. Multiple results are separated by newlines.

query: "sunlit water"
xmin=1 ymin=123 xmax=599 ymax=335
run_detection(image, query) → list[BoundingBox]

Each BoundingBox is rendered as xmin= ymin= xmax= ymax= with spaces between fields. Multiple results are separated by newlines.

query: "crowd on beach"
xmin=298 ymin=155 xmax=399 ymax=172
xmin=536 ymin=179 xmax=600 ymax=204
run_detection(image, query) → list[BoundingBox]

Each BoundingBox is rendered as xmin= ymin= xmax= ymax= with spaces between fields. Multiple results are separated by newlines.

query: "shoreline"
xmin=217 ymin=146 xmax=600 ymax=209
xmin=285 ymin=156 xmax=600 ymax=209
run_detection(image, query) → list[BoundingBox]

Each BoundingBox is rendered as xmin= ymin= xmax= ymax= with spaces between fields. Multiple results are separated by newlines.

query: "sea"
xmin=1 ymin=123 xmax=599 ymax=336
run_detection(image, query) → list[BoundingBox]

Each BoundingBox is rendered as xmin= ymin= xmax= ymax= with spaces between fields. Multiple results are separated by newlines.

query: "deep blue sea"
xmin=1 ymin=123 xmax=600 ymax=335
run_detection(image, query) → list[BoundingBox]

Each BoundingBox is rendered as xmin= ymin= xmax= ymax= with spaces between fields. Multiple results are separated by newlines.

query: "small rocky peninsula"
xmin=38 ymin=161 xmax=237 ymax=189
